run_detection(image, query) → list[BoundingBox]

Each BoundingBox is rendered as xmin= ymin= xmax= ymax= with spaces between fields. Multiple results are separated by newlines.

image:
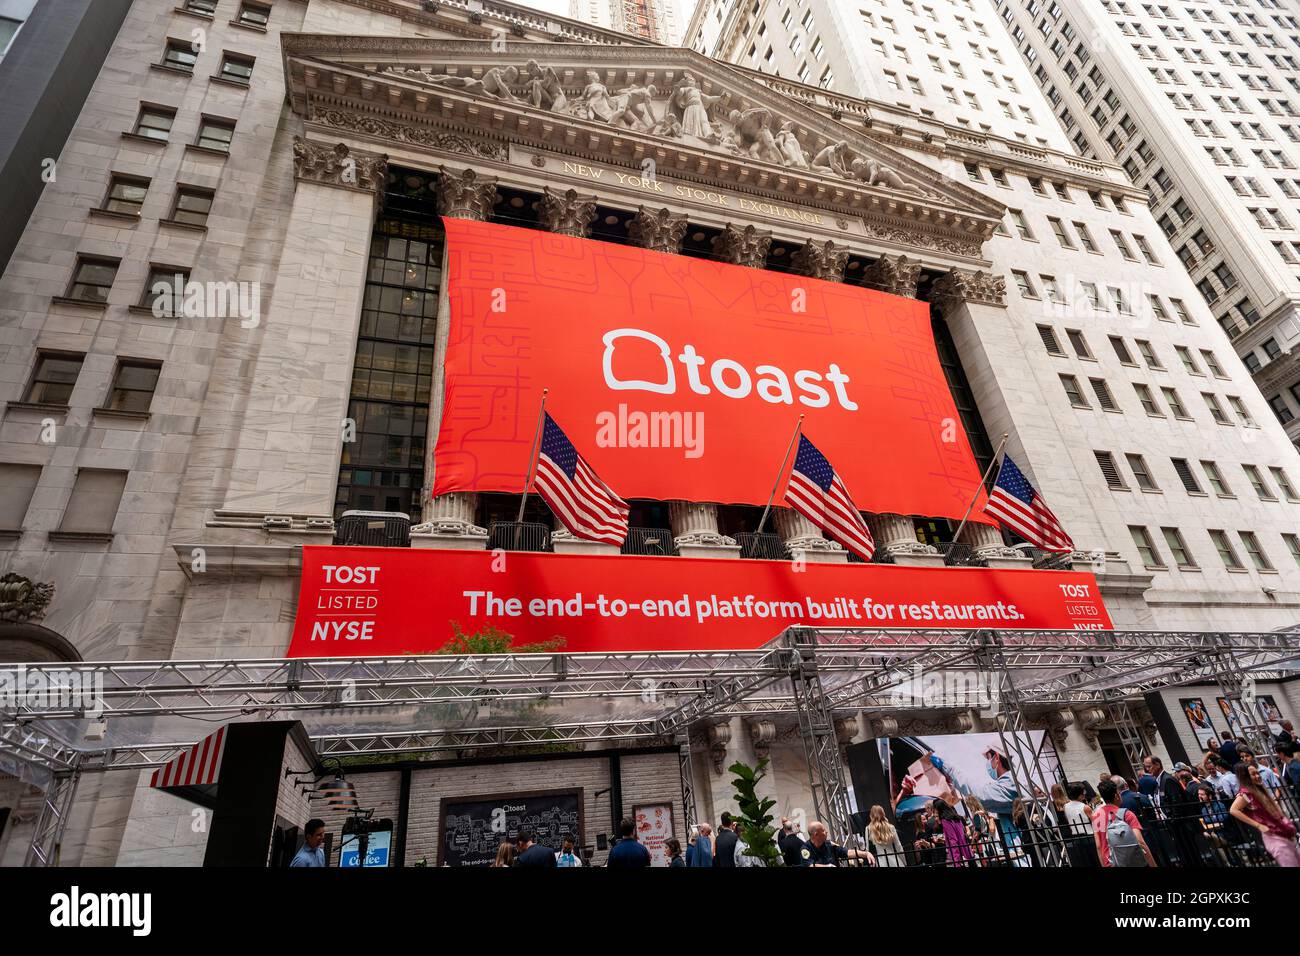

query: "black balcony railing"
xmin=334 ymin=510 xmax=410 ymax=547
xmin=621 ymin=527 xmax=679 ymax=557
xmin=735 ymin=532 xmax=790 ymax=561
xmin=486 ymin=520 xmax=553 ymax=552
xmin=938 ymin=540 xmax=987 ymax=568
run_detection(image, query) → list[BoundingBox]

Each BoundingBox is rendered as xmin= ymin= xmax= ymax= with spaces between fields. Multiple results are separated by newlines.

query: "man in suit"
xmin=713 ymin=812 xmax=738 ymax=867
xmin=1149 ymin=756 xmax=1201 ymax=867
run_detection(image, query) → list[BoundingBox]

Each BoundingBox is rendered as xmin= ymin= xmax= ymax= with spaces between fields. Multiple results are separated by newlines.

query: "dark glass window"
xmin=25 ymin=353 xmax=84 ymax=405
xmin=335 ymin=215 xmax=441 ymax=521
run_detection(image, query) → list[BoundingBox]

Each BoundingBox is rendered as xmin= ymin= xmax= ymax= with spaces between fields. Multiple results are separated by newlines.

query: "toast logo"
xmin=601 ymin=328 xmax=858 ymax=409
xmin=50 ymin=887 xmax=151 ymax=936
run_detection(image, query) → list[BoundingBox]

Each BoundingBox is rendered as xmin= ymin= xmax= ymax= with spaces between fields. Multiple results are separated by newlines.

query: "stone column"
xmin=868 ymin=513 xmax=942 ymax=566
xmin=535 ymin=186 xmax=598 ymax=238
xmin=774 ymin=238 xmax=857 ymax=563
xmin=930 ymin=268 xmax=1032 ymax=569
xmin=860 ymin=253 xmax=922 ymax=299
xmin=535 ymin=187 xmax=616 ymax=554
xmin=959 ymin=521 xmax=1032 ymax=568
xmin=416 ymin=167 xmax=499 ymax=547
xmin=627 ymin=205 xmax=690 ymax=253
xmin=221 ymin=139 xmax=387 ymax=518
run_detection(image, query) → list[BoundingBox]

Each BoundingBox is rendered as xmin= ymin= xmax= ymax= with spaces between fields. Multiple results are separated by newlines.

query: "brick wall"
xmin=346 ymin=749 xmax=683 ymax=866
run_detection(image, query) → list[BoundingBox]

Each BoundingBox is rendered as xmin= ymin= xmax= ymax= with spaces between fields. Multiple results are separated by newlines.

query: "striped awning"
xmin=150 ymin=726 xmax=227 ymax=789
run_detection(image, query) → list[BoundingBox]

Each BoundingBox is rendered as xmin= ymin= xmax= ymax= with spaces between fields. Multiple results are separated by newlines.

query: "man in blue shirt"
xmin=290 ymin=819 xmax=326 ymax=867
xmin=606 ymin=817 xmax=651 ymax=868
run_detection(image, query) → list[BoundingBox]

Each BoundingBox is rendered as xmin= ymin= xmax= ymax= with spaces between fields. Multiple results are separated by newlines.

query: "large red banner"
xmin=287 ymin=546 xmax=1113 ymax=657
xmin=432 ymin=217 xmax=990 ymax=522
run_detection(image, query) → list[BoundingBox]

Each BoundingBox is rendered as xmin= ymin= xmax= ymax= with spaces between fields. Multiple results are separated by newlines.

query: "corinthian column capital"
xmin=790 ymin=238 xmax=850 ymax=283
xmin=435 ymin=166 xmax=499 ymax=221
xmin=711 ymin=223 xmax=772 ymax=268
xmin=292 ymin=137 xmax=388 ymax=195
xmin=930 ymin=268 xmax=1008 ymax=314
xmin=536 ymin=186 xmax=598 ymax=237
xmin=860 ymin=254 xmax=921 ymax=298
xmin=627 ymin=206 xmax=690 ymax=253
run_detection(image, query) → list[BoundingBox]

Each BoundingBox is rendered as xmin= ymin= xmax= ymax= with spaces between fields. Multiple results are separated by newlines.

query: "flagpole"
xmin=515 ymin=388 xmax=549 ymax=533
xmin=756 ymin=415 xmax=805 ymax=535
xmin=950 ymin=431 xmax=1010 ymax=545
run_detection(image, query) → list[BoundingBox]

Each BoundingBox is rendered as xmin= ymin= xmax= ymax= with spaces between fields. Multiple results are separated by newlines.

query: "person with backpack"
xmin=1093 ymin=779 xmax=1156 ymax=868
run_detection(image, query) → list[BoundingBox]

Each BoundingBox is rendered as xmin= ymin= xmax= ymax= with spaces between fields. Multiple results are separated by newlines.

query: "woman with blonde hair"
xmin=866 ymin=804 xmax=906 ymax=867
xmin=492 ymin=841 xmax=515 ymax=867
xmin=963 ymin=794 xmax=993 ymax=864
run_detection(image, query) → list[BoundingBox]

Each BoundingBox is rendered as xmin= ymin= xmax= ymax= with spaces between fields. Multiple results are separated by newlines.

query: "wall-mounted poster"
xmin=437 ymin=788 xmax=583 ymax=867
xmin=634 ymin=803 xmax=674 ymax=867
xmin=1256 ymin=695 xmax=1285 ymax=736
xmin=1179 ymin=697 xmax=1218 ymax=751
xmin=1217 ymin=697 xmax=1246 ymax=740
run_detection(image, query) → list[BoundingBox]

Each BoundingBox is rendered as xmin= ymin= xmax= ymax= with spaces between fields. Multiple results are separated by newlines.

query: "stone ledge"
xmin=173 ymin=542 xmax=302 ymax=579
xmin=3 ymin=401 xmax=68 ymax=417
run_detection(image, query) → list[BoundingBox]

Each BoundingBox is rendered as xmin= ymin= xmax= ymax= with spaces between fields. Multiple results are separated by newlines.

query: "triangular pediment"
xmin=281 ymin=34 xmax=1005 ymax=252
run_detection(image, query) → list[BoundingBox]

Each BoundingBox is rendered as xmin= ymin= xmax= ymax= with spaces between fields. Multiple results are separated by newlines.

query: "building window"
xmin=1061 ymin=374 xmax=1089 ymax=407
xmin=195 ymin=116 xmax=236 ymax=153
xmin=162 ymin=39 xmax=199 ymax=72
xmin=1161 ymin=527 xmax=1196 ymax=568
xmin=103 ymin=175 xmax=150 ymax=216
xmin=1038 ymin=325 xmax=1064 ymax=355
xmin=24 ymin=352 xmax=84 ymax=406
xmin=1171 ymin=458 xmax=1204 ymax=494
xmin=336 ymin=212 xmax=442 ymax=522
xmin=1242 ymin=464 xmax=1274 ymax=499
xmin=141 ymin=266 xmax=190 ymax=316
xmin=237 ymin=2 xmax=272 ymax=27
xmin=58 ymin=470 xmax=128 ymax=536
xmin=1238 ymin=531 xmax=1274 ymax=571
xmin=1268 ymin=466 xmax=1299 ymax=501
xmin=1126 ymin=453 xmax=1157 ymax=490
xmin=1202 ymin=393 xmax=1230 ymax=424
xmin=1226 ymin=395 xmax=1255 ymax=427
xmin=1209 ymin=529 xmax=1244 ymax=570
xmin=217 ymin=52 xmax=255 ymax=85
xmin=133 ymin=105 xmax=176 ymax=142
xmin=183 ymin=0 xmax=219 ymax=14
xmin=1012 ymin=270 xmax=1037 ymax=297
xmin=169 ymin=186 xmax=215 ymax=226
xmin=0 ymin=464 xmax=40 ymax=530
xmin=1162 ymin=387 xmax=1190 ymax=419
xmin=1049 ymin=217 xmax=1075 ymax=248
xmin=1009 ymin=209 xmax=1034 ymax=239
xmin=1200 ymin=350 xmax=1226 ymax=377
xmin=1283 ymin=533 xmax=1300 ymax=568
xmin=1129 ymin=525 xmax=1164 ymax=566
xmin=1201 ymin=461 xmax=1232 ymax=497
xmin=105 ymin=360 xmax=162 ymax=413
xmin=1091 ymin=378 xmax=1118 ymax=411
xmin=1074 ymin=222 xmax=1099 ymax=252
xmin=1135 ymin=339 xmax=1162 ymax=368
xmin=1095 ymin=451 xmax=1126 ymax=489
xmin=1133 ymin=383 xmax=1161 ymax=416
xmin=65 ymin=257 xmax=119 ymax=304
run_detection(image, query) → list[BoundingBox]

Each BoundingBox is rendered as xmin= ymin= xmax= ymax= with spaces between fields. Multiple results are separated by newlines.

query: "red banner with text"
xmin=287 ymin=546 xmax=1113 ymax=657
xmin=432 ymin=217 xmax=991 ymax=522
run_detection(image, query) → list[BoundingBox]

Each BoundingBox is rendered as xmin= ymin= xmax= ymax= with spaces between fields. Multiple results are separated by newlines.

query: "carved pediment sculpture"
xmin=377 ymin=60 xmax=935 ymax=194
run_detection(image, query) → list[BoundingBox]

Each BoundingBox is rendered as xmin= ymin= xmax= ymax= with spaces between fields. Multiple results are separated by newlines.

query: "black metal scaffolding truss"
xmin=2 ymin=627 xmax=1297 ymax=864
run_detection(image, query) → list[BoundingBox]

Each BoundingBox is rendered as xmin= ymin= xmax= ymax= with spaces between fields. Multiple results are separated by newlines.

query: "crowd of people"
xmin=293 ymin=723 xmax=1300 ymax=869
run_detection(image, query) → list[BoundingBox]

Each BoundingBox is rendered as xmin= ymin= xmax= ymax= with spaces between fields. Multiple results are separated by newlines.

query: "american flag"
xmin=534 ymin=412 xmax=629 ymax=546
xmin=984 ymin=454 xmax=1074 ymax=553
xmin=783 ymin=433 xmax=876 ymax=561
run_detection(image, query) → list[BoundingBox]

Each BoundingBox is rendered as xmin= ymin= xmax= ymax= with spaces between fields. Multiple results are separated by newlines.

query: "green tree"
xmin=431 ymin=621 xmax=565 ymax=655
xmin=727 ymin=757 xmax=782 ymax=867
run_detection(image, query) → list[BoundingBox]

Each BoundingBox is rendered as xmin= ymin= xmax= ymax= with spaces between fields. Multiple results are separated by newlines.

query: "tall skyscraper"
xmin=569 ymin=0 xmax=685 ymax=43
xmin=989 ymin=0 xmax=1300 ymax=452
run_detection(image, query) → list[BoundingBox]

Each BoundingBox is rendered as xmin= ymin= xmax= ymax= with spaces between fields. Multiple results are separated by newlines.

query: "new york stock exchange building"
xmin=1 ymin=0 xmax=1299 ymax=868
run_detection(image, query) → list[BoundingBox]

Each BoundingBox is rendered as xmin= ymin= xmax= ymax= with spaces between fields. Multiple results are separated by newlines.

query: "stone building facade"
xmin=0 ymin=0 xmax=1298 ymax=865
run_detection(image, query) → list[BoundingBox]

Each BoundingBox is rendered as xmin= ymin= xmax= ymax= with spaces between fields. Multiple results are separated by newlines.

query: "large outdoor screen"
xmin=432 ymin=217 xmax=991 ymax=523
